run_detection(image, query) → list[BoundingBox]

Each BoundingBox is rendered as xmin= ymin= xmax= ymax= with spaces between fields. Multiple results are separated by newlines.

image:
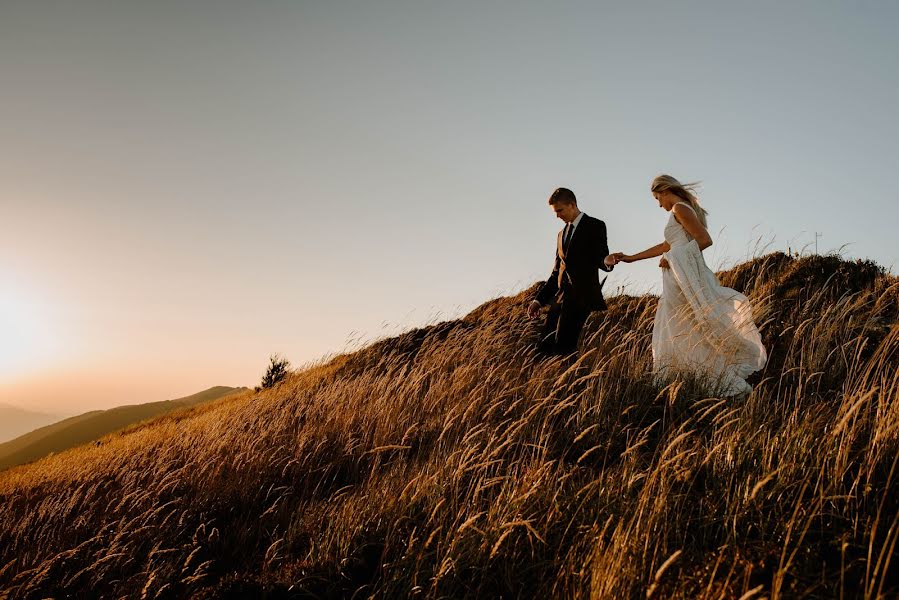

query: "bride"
xmin=612 ymin=175 xmax=767 ymax=396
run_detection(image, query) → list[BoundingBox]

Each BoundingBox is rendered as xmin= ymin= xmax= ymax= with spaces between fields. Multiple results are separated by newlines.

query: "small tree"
xmin=258 ymin=354 xmax=291 ymax=391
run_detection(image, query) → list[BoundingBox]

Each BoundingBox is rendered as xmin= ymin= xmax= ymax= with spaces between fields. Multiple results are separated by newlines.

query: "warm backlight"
xmin=0 ymin=286 xmax=42 ymax=379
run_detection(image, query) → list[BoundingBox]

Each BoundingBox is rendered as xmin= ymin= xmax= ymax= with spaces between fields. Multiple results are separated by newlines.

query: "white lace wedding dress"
xmin=652 ymin=203 xmax=767 ymax=396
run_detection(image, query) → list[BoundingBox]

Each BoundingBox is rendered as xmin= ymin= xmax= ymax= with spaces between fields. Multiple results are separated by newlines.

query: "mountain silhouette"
xmin=0 ymin=404 xmax=61 ymax=444
xmin=0 ymin=386 xmax=247 ymax=471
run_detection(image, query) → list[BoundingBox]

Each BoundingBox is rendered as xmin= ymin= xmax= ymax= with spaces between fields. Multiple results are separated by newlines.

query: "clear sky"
xmin=2 ymin=1 xmax=897 ymax=413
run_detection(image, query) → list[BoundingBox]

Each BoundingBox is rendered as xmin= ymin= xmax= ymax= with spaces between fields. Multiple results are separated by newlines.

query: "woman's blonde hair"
xmin=651 ymin=174 xmax=708 ymax=227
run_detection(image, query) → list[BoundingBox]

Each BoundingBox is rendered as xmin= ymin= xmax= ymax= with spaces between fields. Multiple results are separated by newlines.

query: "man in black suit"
xmin=527 ymin=187 xmax=616 ymax=355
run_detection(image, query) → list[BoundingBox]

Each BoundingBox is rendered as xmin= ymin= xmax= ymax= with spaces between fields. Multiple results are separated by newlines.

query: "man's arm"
xmin=529 ymin=235 xmax=562 ymax=318
xmin=535 ymin=251 xmax=560 ymax=305
xmin=595 ymin=219 xmax=613 ymax=272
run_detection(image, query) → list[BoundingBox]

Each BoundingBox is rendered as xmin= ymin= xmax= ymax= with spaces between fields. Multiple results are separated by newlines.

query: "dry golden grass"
xmin=0 ymin=252 xmax=897 ymax=599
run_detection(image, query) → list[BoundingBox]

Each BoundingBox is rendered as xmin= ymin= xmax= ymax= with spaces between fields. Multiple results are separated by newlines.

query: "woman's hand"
xmin=659 ymin=257 xmax=670 ymax=269
xmin=611 ymin=252 xmax=631 ymax=264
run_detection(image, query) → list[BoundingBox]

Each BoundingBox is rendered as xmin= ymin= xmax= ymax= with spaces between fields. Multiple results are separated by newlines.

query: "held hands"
xmin=607 ymin=253 xmax=669 ymax=268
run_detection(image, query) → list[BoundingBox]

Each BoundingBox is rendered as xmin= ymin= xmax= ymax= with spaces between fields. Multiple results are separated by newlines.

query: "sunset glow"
xmin=0 ymin=285 xmax=42 ymax=378
xmin=0 ymin=2 xmax=896 ymax=416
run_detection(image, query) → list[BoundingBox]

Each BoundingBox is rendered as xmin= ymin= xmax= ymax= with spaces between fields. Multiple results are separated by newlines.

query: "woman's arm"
xmin=672 ymin=204 xmax=713 ymax=250
xmin=613 ymin=241 xmax=670 ymax=264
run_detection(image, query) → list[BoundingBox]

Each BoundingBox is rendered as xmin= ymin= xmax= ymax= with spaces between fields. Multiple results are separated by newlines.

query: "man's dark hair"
xmin=548 ymin=187 xmax=577 ymax=206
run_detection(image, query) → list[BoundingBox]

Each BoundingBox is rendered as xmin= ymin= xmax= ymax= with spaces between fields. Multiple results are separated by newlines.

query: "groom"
xmin=527 ymin=187 xmax=616 ymax=356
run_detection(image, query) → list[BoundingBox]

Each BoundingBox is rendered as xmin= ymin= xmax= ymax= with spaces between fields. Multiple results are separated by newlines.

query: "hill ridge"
xmin=0 ymin=252 xmax=897 ymax=598
xmin=0 ymin=386 xmax=248 ymax=471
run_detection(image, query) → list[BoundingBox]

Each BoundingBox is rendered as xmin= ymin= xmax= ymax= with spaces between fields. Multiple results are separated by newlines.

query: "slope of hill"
xmin=0 ymin=386 xmax=247 ymax=472
xmin=0 ymin=404 xmax=61 ymax=444
xmin=0 ymin=253 xmax=897 ymax=599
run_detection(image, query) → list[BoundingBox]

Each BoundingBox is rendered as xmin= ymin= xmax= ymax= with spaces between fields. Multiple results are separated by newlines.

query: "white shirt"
xmin=570 ymin=210 xmax=585 ymax=228
xmin=564 ymin=211 xmax=585 ymax=242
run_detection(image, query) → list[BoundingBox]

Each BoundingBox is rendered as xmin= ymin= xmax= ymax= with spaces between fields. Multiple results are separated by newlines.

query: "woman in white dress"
xmin=612 ymin=175 xmax=767 ymax=396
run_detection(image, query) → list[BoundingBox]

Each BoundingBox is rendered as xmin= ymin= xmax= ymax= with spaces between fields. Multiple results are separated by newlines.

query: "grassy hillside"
xmin=0 ymin=386 xmax=247 ymax=472
xmin=0 ymin=253 xmax=897 ymax=599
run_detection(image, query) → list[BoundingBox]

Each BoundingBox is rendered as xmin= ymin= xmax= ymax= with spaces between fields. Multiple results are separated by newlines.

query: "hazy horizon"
xmin=2 ymin=1 xmax=897 ymax=413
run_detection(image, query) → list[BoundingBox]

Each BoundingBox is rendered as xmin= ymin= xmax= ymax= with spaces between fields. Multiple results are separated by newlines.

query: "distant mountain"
xmin=0 ymin=404 xmax=62 ymax=445
xmin=0 ymin=386 xmax=247 ymax=471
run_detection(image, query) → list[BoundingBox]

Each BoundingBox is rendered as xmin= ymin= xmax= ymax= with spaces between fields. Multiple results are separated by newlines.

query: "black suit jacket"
xmin=535 ymin=214 xmax=612 ymax=311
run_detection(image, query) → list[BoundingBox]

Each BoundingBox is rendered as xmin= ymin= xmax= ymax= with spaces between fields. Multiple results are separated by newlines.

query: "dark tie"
xmin=563 ymin=223 xmax=573 ymax=248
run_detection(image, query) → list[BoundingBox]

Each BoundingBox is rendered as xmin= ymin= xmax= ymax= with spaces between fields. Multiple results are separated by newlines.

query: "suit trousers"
xmin=538 ymin=300 xmax=591 ymax=356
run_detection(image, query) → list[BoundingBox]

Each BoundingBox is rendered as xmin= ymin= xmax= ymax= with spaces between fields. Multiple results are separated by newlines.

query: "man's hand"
xmin=603 ymin=254 xmax=617 ymax=268
xmin=527 ymin=300 xmax=542 ymax=319
xmin=659 ymin=257 xmax=670 ymax=269
xmin=611 ymin=252 xmax=630 ymax=264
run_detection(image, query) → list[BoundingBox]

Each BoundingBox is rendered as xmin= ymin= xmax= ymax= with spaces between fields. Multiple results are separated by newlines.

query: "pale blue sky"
xmin=1 ymin=1 xmax=897 ymax=412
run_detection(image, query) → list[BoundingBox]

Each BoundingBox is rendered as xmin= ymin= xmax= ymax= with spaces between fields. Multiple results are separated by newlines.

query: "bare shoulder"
xmin=672 ymin=202 xmax=696 ymax=217
xmin=672 ymin=202 xmax=698 ymax=224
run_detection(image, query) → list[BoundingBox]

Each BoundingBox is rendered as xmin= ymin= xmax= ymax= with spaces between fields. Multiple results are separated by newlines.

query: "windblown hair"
xmin=651 ymin=174 xmax=708 ymax=227
xmin=548 ymin=187 xmax=577 ymax=206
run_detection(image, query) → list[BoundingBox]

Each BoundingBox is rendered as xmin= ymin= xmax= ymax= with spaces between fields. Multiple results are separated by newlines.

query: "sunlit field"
xmin=1 ymin=252 xmax=897 ymax=599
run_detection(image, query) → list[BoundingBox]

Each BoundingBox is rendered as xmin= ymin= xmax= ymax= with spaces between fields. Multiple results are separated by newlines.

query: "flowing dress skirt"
xmin=652 ymin=240 xmax=767 ymax=396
